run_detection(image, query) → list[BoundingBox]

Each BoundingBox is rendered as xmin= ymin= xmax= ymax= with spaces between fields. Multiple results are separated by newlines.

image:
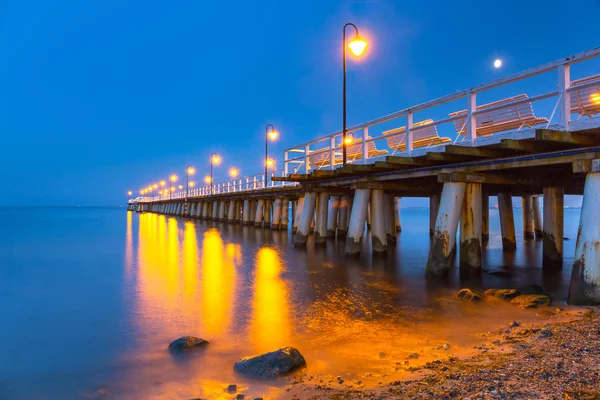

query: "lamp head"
xmin=229 ymin=167 xmax=239 ymax=177
xmin=205 ymin=176 xmax=212 ymax=183
xmin=170 ymin=174 xmax=177 ymax=182
xmin=268 ymin=129 xmax=278 ymax=141
xmin=189 ymin=181 xmax=195 ymax=188
xmin=348 ymin=36 xmax=368 ymax=57
xmin=127 ymin=191 xmax=132 ymax=196
xmin=211 ymin=154 xmax=221 ymax=165
xmin=160 ymin=180 xmax=166 ymax=186
xmin=266 ymin=157 xmax=275 ymax=168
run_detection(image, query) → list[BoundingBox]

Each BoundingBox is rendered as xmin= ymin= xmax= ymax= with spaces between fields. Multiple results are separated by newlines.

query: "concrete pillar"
xmin=281 ymin=199 xmax=289 ymax=230
xmin=189 ymin=202 xmax=196 ymax=217
xmin=384 ymin=194 xmax=397 ymax=243
xmin=568 ymin=168 xmax=600 ymax=305
xmin=272 ymin=198 xmax=282 ymax=229
xmin=370 ymin=190 xmax=388 ymax=254
xmin=345 ymin=189 xmax=370 ymax=256
xmin=315 ymin=192 xmax=329 ymax=245
xmin=202 ymin=202 xmax=208 ymax=219
xmin=366 ymin=203 xmax=372 ymax=229
xmin=326 ymin=196 xmax=340 ymax=237
xmin=482 ymin=195 xmax=489 ymax=241
xmin=533 ymin=196 xmax=543 ymax=238
xmin=294 ymin=192 xmax=317 ymax=246
xmin=293 ymin=196 xmax=305 ymax=233
xmin=426 ymin=182 xmax=466 ymax=278
xmin=429 ymin=192 xmax=441 ymax=236
xmin=395 ymin=197 xmax=402 ymax=232
xmin=337 ymin=196 xmax=350 ymax=238
xmin=522 ymin=195 xmax=535 ymax=240
xmin=459 ymin=183 xmax=482 ymax=271
xmin=242 ymin=199 xmax=251 ymax=225
xmin=197 ymin=202 xmax=203 ymax=218
xmin=498 ymin=193 xmax=516 ymax=251
xmin=212 ymin=201 xmax=219 ymax=220
xmin=255 ymin=199 xmax=265 ymax=228
xmin=227 ymin=200 xmax=236 ymax=222
xmin=264 ymin=200 xmax=272 ymax=226
xmin=217 ymin=201 xmax=225 ymax=221
xmin=250 ymin=200 xmax=257 ymax=223
xmin=543 ymin=187 xmax=564 ymax=268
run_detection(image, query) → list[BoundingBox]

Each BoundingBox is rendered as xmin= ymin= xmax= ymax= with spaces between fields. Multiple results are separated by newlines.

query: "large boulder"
xmin=168 ymin=336 xmax=209 ymax=352
xmin=456 ymin=288 xmax=484 ymax=302
xmin=233 ymin=347 xmax=306 ymax=379
xmin=484 ymin=288 xmax=521 ymax=300
xmin=511 ymin=294 xmax=552 ymax=309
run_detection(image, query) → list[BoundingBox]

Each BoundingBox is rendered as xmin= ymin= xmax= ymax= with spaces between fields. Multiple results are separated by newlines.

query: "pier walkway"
xmin=129 ymin=47 xmax=600 ymax=305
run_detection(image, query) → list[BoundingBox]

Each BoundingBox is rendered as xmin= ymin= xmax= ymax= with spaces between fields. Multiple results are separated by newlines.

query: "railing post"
xmin=284 ymin=150 xmax=289 ymax=177
xmin=362 ymin=127 xmax=368 ymax=165
xmin=253 ymin=176 xmax=257 ymax=190
xmin=467 ymin=91 xmax=477 ymax=145
xmin=558 ymin=63 xmax=571 ymax=129
xmin=407 ymin=111 xmax=413 ymax=156
xmin=330 ymin=136 xmax=335 ymax=171
xmin=305 ymin=144 xmax=310 ymax=174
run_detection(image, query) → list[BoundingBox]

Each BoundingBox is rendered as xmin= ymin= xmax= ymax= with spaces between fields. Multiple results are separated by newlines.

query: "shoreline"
xmin=284 ymin=306 xmax=599 ymax=399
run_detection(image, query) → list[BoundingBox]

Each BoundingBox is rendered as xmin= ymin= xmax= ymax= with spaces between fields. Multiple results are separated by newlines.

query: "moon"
xmin=494 ymin=59 xmax=502 ymax=68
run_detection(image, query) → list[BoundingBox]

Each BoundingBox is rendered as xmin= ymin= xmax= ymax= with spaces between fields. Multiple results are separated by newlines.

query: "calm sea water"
xmin=0 ymin=206 xmax=581 ymax=399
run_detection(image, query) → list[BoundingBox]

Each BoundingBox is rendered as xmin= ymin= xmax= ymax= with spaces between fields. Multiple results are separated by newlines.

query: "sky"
xmin=0 ymin=0 xmax=599 ymax=207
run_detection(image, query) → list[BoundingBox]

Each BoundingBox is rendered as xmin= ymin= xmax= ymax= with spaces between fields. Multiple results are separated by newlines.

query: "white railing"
xmin=284 ymin=46 xmax=600 ymax=175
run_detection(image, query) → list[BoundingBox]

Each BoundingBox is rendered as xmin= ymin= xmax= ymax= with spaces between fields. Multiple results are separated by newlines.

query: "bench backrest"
xmin=382 ymin=119 xmax=438 ymax=150
xmin=570 ymin=74 xmax=600 ymax=117
xmin=450 ymin=94 xmax=538 ymax=135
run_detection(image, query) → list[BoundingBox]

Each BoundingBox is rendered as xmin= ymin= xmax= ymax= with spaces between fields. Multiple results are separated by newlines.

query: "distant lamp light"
xmin=127 ymin=191 xmax=132 ymax=196
xmin=344 ymin=133 xmax=354 ymax=145
xmin=211 ymin=154 xmax=221 ymax=165
xmin=494 ymin=59 xmax=502 ymax=69
xmin=153 ymin=183 xmax=158 ymax=189
xmin=187 ymin=166 xmax=195 ymax=175
xmin=178 ymin=184 xmax=183 ymax=190
xmin=268 ymin=129 xmax=279 ymax=141
xmin=205 ymin=176 xmax=212 ymax=183
xmin=170 ymin=174 xmax=177 ymax=182
xmin=171 ymin=187 xmax=175 ymax=192
xmin=229 ymin=167 xmax=239 ymax=177
xmin=266 ymin=157 xmax=275 ymax=168
xmin=348 ymin=36 xmax=368 ymax=57
xmin=591 ymin=92 xmax=600 ymax=105
xmin=160 ymin=180 xmax=166 ymax=186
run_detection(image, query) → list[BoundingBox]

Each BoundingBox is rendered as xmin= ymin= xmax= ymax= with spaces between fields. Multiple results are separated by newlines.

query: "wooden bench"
xmin=307 ymin=147 xmax=332 ymax=169
xmin=570 ymin=74 xmax=600 ymax=119
xmin=382 ymin=119 xmax=451 ymax=154
xmin=449 ymin=94 xmax=548 ymax=137
xmin=338 ymin=137 xmax=388 ymax=164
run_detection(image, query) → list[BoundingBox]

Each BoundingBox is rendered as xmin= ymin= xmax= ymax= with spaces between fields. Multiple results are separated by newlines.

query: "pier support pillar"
xmin=426 ymin=182 xmax=466 ymax=278
xmin=533 ymin=196 xmax=543 ymax=238
xmin=281 ymin=199 xmax=289 ymax=230
xmin=459 ymin=183 xmax=482 ymax=271
xmin=326 ymin=196 xmax=340 ymax=238
xmin=264 ymin=200 xmax=272 ymax=226
xmin=498 ymin=193 xmax=516 ymax=251
xmin=242 ymin=199 xmax=251 ymax=225
xmin=272 ymin=198 xmax=282 ymax=229
xmin=212 ymin=202 xmax=219 ymax=221
xmin=429 ymin=192 xmax=441 ymax=236
xmin=218 ymin=201 xmax=226 ymax=221
xmin=254 ymin=199 xmax=265 ymax=228
xmin=568 ymin=165 xmax=600 ymax=305
xmin=395 ymin=197 xmax=402 ymax=232
xmin=384 ymin=194 xmax=397 ymax=243
xmin=370 ymin=190 xmax=388 ymax=254
xmin=345 ymin=189 xmax=370 ymax=256
xmin=482 ymin=195 xmax=489 ymax=241
xmin=522 ymin=195 xmax=535 ymax=240
xmin=315 ymin=192 xmax=329 ymax=245
xmin=337 ymin=196 xmax=350 ymax=238
xmin=293 ymin=196 xmax=305 ymax=233
xmin=227 ymin=201 xmax=236 ymax=222
xmin=294 ymin=192 xmax=317 ymax=246
xmin=189 ymin=202 xmax=196 ymax=217
xmin=543 ymin=187 xmax=564 ymax=268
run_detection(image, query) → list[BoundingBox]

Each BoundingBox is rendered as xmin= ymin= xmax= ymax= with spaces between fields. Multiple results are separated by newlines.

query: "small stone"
xmin=227 ymin=385 xmax=237 ymax=394
xmin=378 ymin=352 xmax=386 ymax=359
xmin=456 ymin=288 xmax=484 ymax=302
xmin=509 ymin=320 xmax=521 ymax=328
xmin=536 ymin=310 xmax=554 ymax=317
xmin=442 ymin=343 xmax=450 ymax=351
xmin=484 ymin=288 xmax=521 ymax=300
xmin=236 ymin=395 xmax=244 ymax=400
xmin=337 ymin=378 xmax=344 ymax=384
xmin=233 ymin=347 xmax=306 ymax=378
xmin=408 ymin=353 xmax=419 ymax=359
xmin=168 ymin=336 xmax=209 ymax=352
xmin=539 ymin=329 xmax=553 ymax=337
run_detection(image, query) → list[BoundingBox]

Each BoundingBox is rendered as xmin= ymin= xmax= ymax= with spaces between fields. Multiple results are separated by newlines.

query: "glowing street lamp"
xmin=186 ymin=165 xmax=195 ymax=198
xmin=210 ymin=153 xmax=220 ymax=194
xmin=204 ymin=176 xmax=212 ymax=183
xmin=266 ymin=157 xmax=275 ymax=168
xmin=169 ymin=174 xmax=177 ymax=200
xmin=127 ymin=191 xmax=132 ymax=198
xmin=342 ymin=23 xmax=368 ymax=166
xmin=229 ymin=167 xmax=239 ymax=178
xmin=265 ymin=124 xmax=278 ymax=187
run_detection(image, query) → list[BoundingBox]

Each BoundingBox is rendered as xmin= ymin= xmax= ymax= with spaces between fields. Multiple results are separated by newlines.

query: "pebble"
xmin=408 ymin=353 xmax=419 ymax=359
xmin=442 ymin=343 xmax=450 ymax=350
xmin=236 ymin=395 xmax=244 ymax=400
xmin=540 ymin=329 xmax=553 ymax=337
xmin=227 ymin=385 xmax=237 ymax=394
xmin=378 ymin=352 xmax=386 ymax=359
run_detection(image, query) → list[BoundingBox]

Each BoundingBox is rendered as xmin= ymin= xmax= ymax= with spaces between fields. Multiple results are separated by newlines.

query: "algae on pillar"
xmin=497 ymin=193 xmax=516 ymax=250
xmin=426 ymin=182 xmax=466 ymax=278
xmin=370 ymin=190 xmax=388 ymax=254
xmin=315 ymin=192 xmax=329 ymax=245
xmin=522 ymin=195 xmax=535 ymax=240
xmin=345 ymin=189 xmax=370 ymax=256
xmin=568 ymin=162 xmax=600 ymax=305
xmin=543 ymin=187 xmax=564 ymax=268
xmin=294 ymin=192 xmax=317 ymax=246
xmin=459 ymin=183 xmax=482 ymax=271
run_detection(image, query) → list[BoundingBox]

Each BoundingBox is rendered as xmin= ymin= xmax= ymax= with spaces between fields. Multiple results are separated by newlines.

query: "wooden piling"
xmin=337 ymin=196 xmax=350 ymax=238
xmin=384 ymin=194 xmax=397 ymax=243
xmin=326 ymin=195 xmax=340 ymax=238
xmin=429 ymin=192 xmax=441 ymax=236
xmin=533 ymin=196 xmax=543 ymax=238
xmin=345 ymin=189 xmax=370 ymax=256
xmin=459 ymin=183 xmax=482 ymax=271
xmin=370 ymin=190 xmax=388 ymax=254
xmin=498 ymin=193 xmax=517 ymax=250
xmin=522 ymin=195 xmax=535 ymax=239
xmin=294 ymin=192 xmax=317 ymax=246
xmin=543 ymin=187 xmax=564 ymax=268
xmin=315 ymin=192 xmax=329 ymax=245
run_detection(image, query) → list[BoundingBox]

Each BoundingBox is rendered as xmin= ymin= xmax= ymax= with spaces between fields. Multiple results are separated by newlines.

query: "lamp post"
xmin=186 ymin=165 xmax=195 ymax=198
xmin=169 ymin=174 xmax=177 ymax=200
xmin=210 ymin=153 xmax=221 ymax=194
xmin=265 ymin=124 xmax=278 ymax=187
xmin=342 ymin=23 xmax=368 ymax=167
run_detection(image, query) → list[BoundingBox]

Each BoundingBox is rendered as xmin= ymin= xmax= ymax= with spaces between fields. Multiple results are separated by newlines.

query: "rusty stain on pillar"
xmin=498 ymin=193 xmax=517 ymax=251
xmin=426 ymin=182 xmax=466 ymax=278
xmin=294 ymin=192 xmax=317 ymax=246
xmin=482 ymin=195 xmax=489 ymax=242
xmin=522 ymin=195 xmax=535 ymax=240
xmin=345 ymin=189 xmax=370 ymax=256
xmin=395 ymin=197 xmax=402 ymax=232
xmin=384 ymin=194 xmax=397 ymax=243
xmin=568 ymin=163 xmax=600 ymax=305
xmin=315 ymin=192 xmax=329 ymax=245
xmin=543 ymin=187 xmax=564 ymax=268
xmin=532 ymin=196 xmax=543 ymax=239
xmin=459 ymin=183 xmax=482 ymax=271
xmin=429 ymin=192 xmax=441 ymax=236
xmin=370 ymin=189 xmax=388 ymax=254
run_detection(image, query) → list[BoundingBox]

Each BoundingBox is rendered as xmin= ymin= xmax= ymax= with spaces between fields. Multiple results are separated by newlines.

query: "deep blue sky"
xmin=1 ymin=0 xmax=599 ymax=206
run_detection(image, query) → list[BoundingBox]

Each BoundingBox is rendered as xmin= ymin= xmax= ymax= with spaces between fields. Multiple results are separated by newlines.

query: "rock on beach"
xmin=510 ymin=294 xmax=552 ymax=309
xmin=234 ymin=347 xmax=306 ymax=379
xmin=456 ymin=288 xmax=484 ymax=302
xmin=168 ymin=336 xmax=209 ymax=352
